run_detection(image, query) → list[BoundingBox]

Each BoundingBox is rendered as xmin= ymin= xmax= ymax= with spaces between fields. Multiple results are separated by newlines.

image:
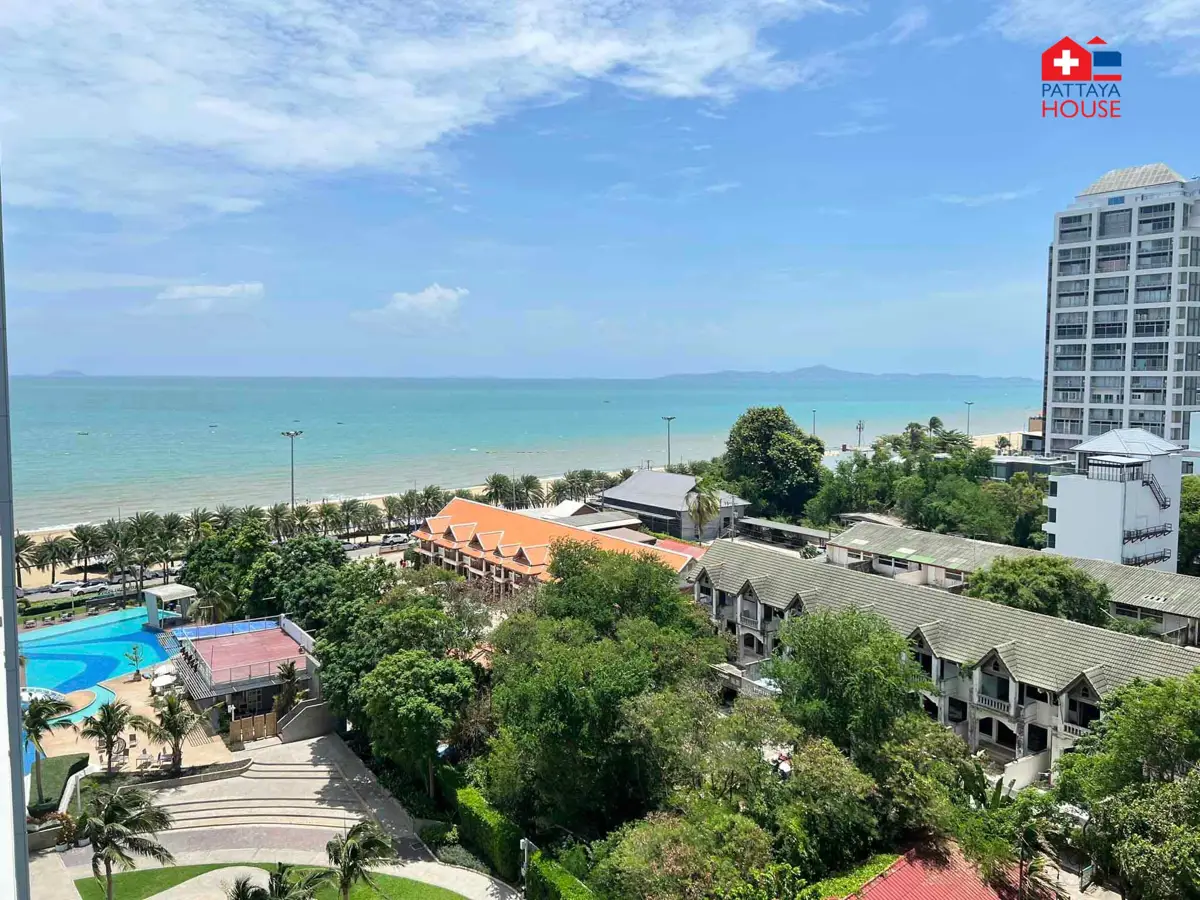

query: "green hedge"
xmin=28 ymin=753 xmax=89 ymax=817
xmin=527 ymin=852 xmax=594 ymax=900
xmin=454 ymin=787 xmax=521 ymax=882
xmin=435 ymin=765 xmax=466 ymax=807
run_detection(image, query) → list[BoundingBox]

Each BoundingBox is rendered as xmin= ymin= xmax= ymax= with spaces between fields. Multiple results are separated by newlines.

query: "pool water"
xmin=18 ymin=608 xmax=170 ymax=772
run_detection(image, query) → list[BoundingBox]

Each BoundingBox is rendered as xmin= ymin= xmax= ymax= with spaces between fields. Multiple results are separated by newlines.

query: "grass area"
xmin=28 ymin=752 xmax=89 ymax=817
xmin=809 ymin=853 xmax=901 ymax=898
xmin=75 ymin=864 xmax=470 ymax=900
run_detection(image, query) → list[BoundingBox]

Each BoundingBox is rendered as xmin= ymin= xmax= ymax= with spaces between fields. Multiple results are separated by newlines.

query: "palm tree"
xmin=357 ymin=505 xmax=385 ymax=542
xmin=516 ymin=474 xmax=544 ymax=509
xmin=995 ymin=435 xmax=1012 ymax=452
xmin=398 ymin=490 xmax=420 ymax=529
xmin=197 ymin=571 xmax=241 ymax=625
xmin=326 ymin=820 xmax=393 ymax=900
xmin=686 ymin=479 xmax=722 ymax=541
xmin=618 ymin=468 xmax=635 ymax=482
xmin=338 ymin=499 xmax=363 ymax=539
xmin=80 ymin=700 xmax=152 ymax=775
xmin=23 ymin=696 xmax=75 ymax=804
xmin=262 ymin=863 xmax=332 ymax=900
xmin=267 ymin=503 xmax=294 ymax=543
xmin=927 ymin=415 xmax=944 ymax=437
xmin=239 ymin=504 xmax=267 ymax=526
xmin=72 ymin=524 xmax=104 ymax=586
xmin=903 ymin=421 xmax=926 ymax=452
xmin=292 ymin=504 xmax=315 ymax=535
xmin=548 ymin=478 xmax=571 ymax=504
xmin=139 ymin=693 xmax=202 ymax=776
xmin=482 ymin=473 xmax=513 ymax=507
xmin=78 ymin=788 xmax=174 ymax=900
xmin=273 ymin=660 xmax=307 ymax=718
xmin=225 ymin=875 xmax=267 ymax=900
xmin=13 ymin=532 xmax=34 ymax=588
xmin=106 ymin=529 xmax=136 ymax=600
xmin=34 ymin=535 xmax=77 ymax=583
xmin=564 ymin=470 xmax=590 ymax=501
xmin=317 ymin=502 xmax=341 ymax=537
xmin=125 ymin=645 xmax=146 ymax=680
xmin=160 ymin=512 xmax=186 ymax=562
xmin=213 ymin=504 xmax=239 ymax=531
xmin=420 ymin=485 xmax=447 ymax=517
xmin=382 ymin=495 xmax=404 ymax=531
xmin=186 ymin=507 xmax=214 ymax=543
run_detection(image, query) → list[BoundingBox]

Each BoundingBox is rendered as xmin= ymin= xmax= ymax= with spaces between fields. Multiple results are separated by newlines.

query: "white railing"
xmin=207 ymin=654 xmax=310 ymax=689
xmin=976 ymin=693 xmax=1009 ymax=713
xmin=1060 ymin=721 xmax=1089 ymax=738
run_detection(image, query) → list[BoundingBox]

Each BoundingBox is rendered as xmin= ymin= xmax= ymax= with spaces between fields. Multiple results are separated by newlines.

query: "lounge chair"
xmin=23 ymin=620 xmax=36 ymax=629
xmin=157 ymin=752 xmax=173 ymax=768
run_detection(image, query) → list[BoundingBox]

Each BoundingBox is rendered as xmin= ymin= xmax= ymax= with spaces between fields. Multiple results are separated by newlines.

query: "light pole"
xmin=662 ymin=416 xmax=676 ymax=468
xmin=812 ymin=409 xmax=817 ymax=436
xmin=856 ymin=419 xmax=865 ymax=448
xmin=281 ymin=431 xmax=303 ymax=510
xmin=964 ymin=401 xmax=975 ymax=439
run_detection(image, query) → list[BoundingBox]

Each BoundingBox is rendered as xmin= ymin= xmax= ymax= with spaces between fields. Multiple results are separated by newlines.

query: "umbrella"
xmin=150 ymin=673 xmax=177 ymax=689
xmin=153 ymin=663 xmax=176 ymax=677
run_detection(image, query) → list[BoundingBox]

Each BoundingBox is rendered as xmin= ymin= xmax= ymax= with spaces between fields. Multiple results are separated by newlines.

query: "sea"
xmin=9 ymin=373 xmax=1042 ymax=531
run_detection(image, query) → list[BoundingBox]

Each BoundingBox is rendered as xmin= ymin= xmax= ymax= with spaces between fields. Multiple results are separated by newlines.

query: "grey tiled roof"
xmin=697 ymin=540 xmax=1200 ymax=695
xmin=828 ymin=522 xmax=1038 ymax=569
xmin=601 ymin=470 xmax=746 ymax=512
xmin=831 ymin=522 xmax=1200 ymax=621
xmin=1069 ymin=428 xmax=1179 ymax=457
xmin=1080 ymin=163 xmax=1187 ymax=196
xmin=553 ymin=510 xmax=642 ymax=529
xmin=738 ymin=517 xmax=832 ymax=540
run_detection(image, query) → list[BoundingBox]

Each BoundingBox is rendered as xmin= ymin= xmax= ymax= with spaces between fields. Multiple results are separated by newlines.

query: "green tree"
xmin=139 ymin=693 xmax=203 ymax=775
xmin=967 ymin=555 xmax=1110 ymax=625
xmin=272 ymin=660 xmax=307 ymax=719
xmin=72 ymin=524 xmax=105 ymax=586
xmin=686 ymin=479 xmax=721 ymax=541
xmin=326 ymin=820 xmax=394 ymax=900
xmin=338 ymin=499 xmax=363 ymax=538
xmin=766 ymin=608 xmax=928 ymax=758
xmin=267 ymin=502 xmax=294 ymax=543
xmin=382 ymin=495 xmax=405 ymax=530
xmin=483 ymin=473 xmax=515 ymax=507
xmin=264 ymin=862 xmax=333 ymax=900
xmin=125 ymin=645 xmax=146 ymax=680
xmin=318 ymin=502 xmax=341 ymax=537
xmin=22 ymin=696 xmax=75 ymax=805
xmin=356 ymin=504 xmax=385 ymax=541
xmin=186 ymin=507 xmax=215 ymax=542
xmin=80 ymin=700 xmax=152 ymax=775
xmin=35 ymin=535 xmax=78 ymax=583
xmin=78 ymin=788 xmax=175 ymax=900
xmin=724 ymin=406 xmax=824 ymax=517
xmin=292 ymin=504 xmax=316 ymax=535
xmin=517 ymin=474 xmax=545 ymax=508
xmin=1178 ymin=475 xmax=1200 ymax=575
xmin=358 ymin=649 xmax=474 ymax=797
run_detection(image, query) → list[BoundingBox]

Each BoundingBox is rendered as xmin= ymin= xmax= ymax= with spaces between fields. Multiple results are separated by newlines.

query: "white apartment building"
xmin=1042 ymin=428 xmax=1182 ymax=570
xmin=1044 ymin=163 xmax=1200 ymax=453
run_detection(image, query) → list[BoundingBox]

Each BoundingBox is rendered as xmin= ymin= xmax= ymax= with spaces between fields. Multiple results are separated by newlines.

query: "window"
xmin=1055 ymin=311 xmax=1087 ymax=338
xmin=1114 ymin=602 xmax=1140 ymax=618
xmin=1088 ymin=408 xmax=1122 ymax=434
xmin=1184 ymin=272 xmax=1200 ymax=303
xmin=1048 ymin=480 xmax=1058 ymax=497
xmin=1185 ymin=342 xmax=1200 ymax=372
xmin=1052 ymin=375 xmax=1084 ymax=403
xmin=1132 ymin=341 xmax=1168 ymax=371
xmin=1022 ymin=684 xmax=1050 ymax=705
xmin=1056 ymin=278 xmax=1088 ymax=308
xmin=1057 ymin=246 xmax=1091 ymax=276
xmin=1137 ymin=237 xmax=1173 ymax=270
xmin=1097 ymin=242 xmax=1131 ymax=272
xmin=1099 ymin=207 xmax=1131 ymax=238
xmin=1185 ymin=376 xmax=1200 ymax=405
xmin=1092 ymin=309 xmax=1126 ymax=339
xmin=1054 ymin=343 xmax=1085 ymax=371
xmin=1093 ymin=275 xmax=1129 ymax=305
xmin=1133 ymin=306 xmax=1171 ymax=337
xmin=1047 ymin=507 xmax=1056 ymax=523
xmin=1138 ymin=202 xmax=1175 ymax=235
xmin=1051 ymin=406 xmax=1083 ymax=435
xmin=1129 ymin=375 xmax=1167 ymax=405
xmin=1108 ymin=195 xmax=1125 ymax=206
xmin=1058 ymin=213 xmax=1092 ymax=243
xmin=1091 ymin=342 xmax=1126 ymax=371
xmin=1135 ymin=272 xmax=1171 ymax=304
xmin=1089 ymin=374 xmax=1124 ymax=403
xmin=1046 ymin=532 xmax=1056 ymax=548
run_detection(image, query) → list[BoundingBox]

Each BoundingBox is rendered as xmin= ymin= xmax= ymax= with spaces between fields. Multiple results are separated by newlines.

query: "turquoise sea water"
xmin=10 ymin=375 xmax=1041 ymax=530
xmin=19 ymin=608 xmax=169 ymax=771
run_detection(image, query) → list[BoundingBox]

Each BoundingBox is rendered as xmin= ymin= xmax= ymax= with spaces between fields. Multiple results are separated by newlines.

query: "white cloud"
xmin=353 ymin=284 xmax=469 ymax=325
xmin=703 ymin=181 xmax=741 ymax=193
xmin=932 ymin=187 xmax=1039 ymax=207
xmin=814 ymin=121 xmax=889 ymax=138
xmin=131 ymin=282 xmax=264 ymax=315
xmin=0 ymin=0 xmax=852 ymax=217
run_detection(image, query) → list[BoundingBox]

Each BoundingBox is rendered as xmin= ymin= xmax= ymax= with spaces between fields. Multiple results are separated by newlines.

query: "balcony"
xmin=975 ymin=693 xmax=1010 ymax=713
xmin=1060 ymin=721 xmax=1089 ymax=738
xmin=739 ymin=609 xmax=761 ymax=627
xmin=1123 ymin=548 xmax=1173 ymax=567
xmin=1124 ymin=523 xmax=1174 ymax=543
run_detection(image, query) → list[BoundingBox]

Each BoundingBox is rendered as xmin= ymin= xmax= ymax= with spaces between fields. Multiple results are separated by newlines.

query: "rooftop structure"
xmin=599 ymin=470 xmax=748 ymax=541
xmin=853 ymin=845 xmax=1015 ymax=900
xmin=539 ymin=509 xmax=642 ymax=531
xmin=413 ymin=497 xmax=695 ymax=593
xmin=736 ymin=516 xmax=833 ymax=552
xmin=695 ymin=538 xmax=1200 ymax=788
xmin=1044 ymin=164 xmax=1200 ymax=456
xmin=828 ymin=521 xmax=1200 ymax=646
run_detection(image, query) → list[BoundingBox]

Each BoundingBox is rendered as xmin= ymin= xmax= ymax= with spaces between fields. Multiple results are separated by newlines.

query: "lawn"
xmin=28 ymin=752 xmax=89 ymax=817
xmin=809 ymin=853 xmax=901 ymax=898
xmin=75 ymin=864 xmax=469 ymax=900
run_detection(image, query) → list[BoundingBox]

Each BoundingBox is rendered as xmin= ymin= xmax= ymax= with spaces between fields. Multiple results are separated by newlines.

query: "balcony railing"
xmin=975 ymin=693 xmax=1009 ymax=713
xmin=1124 ymin=523 xmax=1174 ymax=543
xmin=1060 ymin=722 xmax=1089 ymax=738
xmin=1123 ymin=548 xmax=1173 ymax=567
xmin=739 ymin=610 xmax=761 ymax=626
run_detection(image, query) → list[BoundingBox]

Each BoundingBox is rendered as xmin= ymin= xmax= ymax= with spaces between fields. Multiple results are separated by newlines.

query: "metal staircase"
xmin=1142 ymin=473 xmax=1172 ymax=509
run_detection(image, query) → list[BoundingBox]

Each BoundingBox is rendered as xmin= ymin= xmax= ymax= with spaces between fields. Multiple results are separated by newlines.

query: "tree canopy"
xmin=724 ymin=407 xmax=824 ymax=518
xmin=966 ymin=555 xmax=1111 ymax=626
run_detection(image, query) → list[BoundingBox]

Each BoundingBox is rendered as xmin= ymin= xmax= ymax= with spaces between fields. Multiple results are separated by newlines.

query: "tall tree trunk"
xmin=82 ymin=554 xmax=89 ymax=586
xmin=106 ymin=860 xmax=114 ymax=900
xmin=173 ymin=743 xmax=182 ymax=775
xmin=427 ymin=757 xmax=434 ymax=799
xmin=34 ymin=752 xmax=44 ymax=802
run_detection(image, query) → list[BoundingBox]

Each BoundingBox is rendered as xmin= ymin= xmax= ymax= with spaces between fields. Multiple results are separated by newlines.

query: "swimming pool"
xmin=19 ymin=608 xmax=171 ymax=771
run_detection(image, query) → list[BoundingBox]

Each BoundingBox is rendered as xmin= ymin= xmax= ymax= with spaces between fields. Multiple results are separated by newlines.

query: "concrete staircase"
xmin=155 ymin=760 xmax=368 ymax=832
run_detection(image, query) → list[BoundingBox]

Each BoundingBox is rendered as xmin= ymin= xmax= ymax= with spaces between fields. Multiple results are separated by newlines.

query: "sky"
xmin=1 ymin=0 xmax=1198 ymax=379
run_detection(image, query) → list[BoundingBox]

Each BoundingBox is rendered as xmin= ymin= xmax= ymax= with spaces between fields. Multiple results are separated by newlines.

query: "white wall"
xmin=1003 ymin=749 xmax=1052 ymax=792
xmin=1045 ymin=474 xmax=1125 ymax=561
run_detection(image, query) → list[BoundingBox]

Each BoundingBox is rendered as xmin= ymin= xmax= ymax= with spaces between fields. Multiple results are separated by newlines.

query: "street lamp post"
xmin=964 ymin=401 xmax=975 ymax=439
xmin=281 ymin=431 xmax=303 ymax=510
xmin=812 ymin=409 xmax=817 ymax=437
xmin=662 ymin=416 xmax=676 ymax=468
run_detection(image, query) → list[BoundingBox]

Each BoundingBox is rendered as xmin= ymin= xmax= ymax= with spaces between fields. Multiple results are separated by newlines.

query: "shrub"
xmin=438 ymin=842 xmax=490 ymax=873
xmin=455 ymin=786 xmax=521 ymax=882
xmin=420 ymin=822 xmax=457 ymax=849
xmin=27 ymin=753 xmax=89 ymax=817
xmin=436 ymin=764 xmax=466 ymax=806
xmin=527 ymin=851 xmax=595 ymax=900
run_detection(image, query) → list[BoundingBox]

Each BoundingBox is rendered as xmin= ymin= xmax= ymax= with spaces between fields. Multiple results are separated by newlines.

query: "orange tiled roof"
xmin=415 ymin=498 xmax=694 ymax=579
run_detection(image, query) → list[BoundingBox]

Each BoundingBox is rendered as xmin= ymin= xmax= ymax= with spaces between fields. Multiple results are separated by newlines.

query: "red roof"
xmin=654 ymin=538 xmax=707 ymax=560
xmin=847 ymin=846 xmax=1014 ymax=900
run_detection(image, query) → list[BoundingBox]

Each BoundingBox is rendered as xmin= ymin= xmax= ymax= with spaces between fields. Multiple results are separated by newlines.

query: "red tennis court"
xmin=191 ymin=627 xmax=308 ymax=686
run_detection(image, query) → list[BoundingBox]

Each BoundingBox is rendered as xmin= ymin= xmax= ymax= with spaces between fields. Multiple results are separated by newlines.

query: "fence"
xmin=171 ymin=615 xmax=283 ymax=641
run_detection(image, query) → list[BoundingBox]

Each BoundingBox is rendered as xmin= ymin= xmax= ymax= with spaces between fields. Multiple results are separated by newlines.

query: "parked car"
xmin=381 ymin=533 xmax=406 ymax=546
xmin=71 ymin=583 xmax=108 ymax=597
xmin=342 ymin=541 xmax=358 ymax=552
xmin=48 ymin=580 xmax=81 ymax=593
xmin=14 ymin=586 xmax=24 ymax=600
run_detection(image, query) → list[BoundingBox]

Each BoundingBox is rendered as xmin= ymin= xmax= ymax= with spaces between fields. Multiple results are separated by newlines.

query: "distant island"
xmin=652 ymin=364 xmax=1039 ymax=387
xmin=45 ymin=369 xmax=87 ymax=378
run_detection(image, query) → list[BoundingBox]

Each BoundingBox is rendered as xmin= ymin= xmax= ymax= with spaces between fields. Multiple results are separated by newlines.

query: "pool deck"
xmin=40 ymin=673 xmax=232 ymax=773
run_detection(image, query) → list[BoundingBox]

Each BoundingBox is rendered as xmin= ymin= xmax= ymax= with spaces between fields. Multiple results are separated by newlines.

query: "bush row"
xmin=526 ymin=851 xmax=594 ymax=900
xmin=454 ymin=786 xmax=521 ymax=882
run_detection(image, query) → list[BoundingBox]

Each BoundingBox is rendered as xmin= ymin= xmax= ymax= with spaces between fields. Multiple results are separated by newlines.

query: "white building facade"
xmin=1044 ymin=163 xmax=1200 ymax=454
xmin=1043 ymin=429 xmax=1182 ymax=570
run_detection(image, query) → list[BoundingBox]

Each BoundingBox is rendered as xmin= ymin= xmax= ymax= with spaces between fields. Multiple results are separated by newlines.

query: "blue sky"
xmin=2 ymin=0 xmax=1198 ymax=378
